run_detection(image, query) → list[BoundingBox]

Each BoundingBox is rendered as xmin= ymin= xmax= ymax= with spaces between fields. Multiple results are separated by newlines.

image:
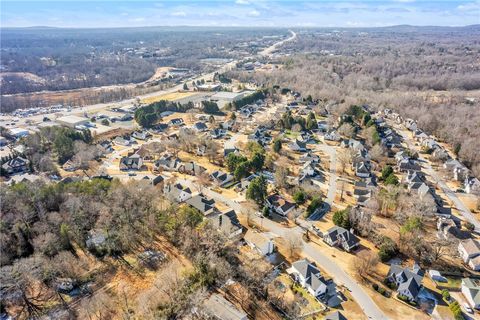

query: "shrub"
xmin=442 ymin=289 xmax=451 ymax=301
xmin=465 ymin=222 xmax=475 ymax=231
xmin=378 ymin=236 xmax=398 ymax=262
xmin=101 ymin=119 xmax=110 ymax=126
xmin=293 ymin=189 xmax=307 ymax=205
xmin=332 ymin=207 xmax=351 ymax=229
xmin=372 ymin=283 xmax=379 ymax=291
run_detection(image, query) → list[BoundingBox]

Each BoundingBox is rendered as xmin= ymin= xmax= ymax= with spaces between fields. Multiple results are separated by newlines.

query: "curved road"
xmin=176 ymin=177 xmax=388 ymax=320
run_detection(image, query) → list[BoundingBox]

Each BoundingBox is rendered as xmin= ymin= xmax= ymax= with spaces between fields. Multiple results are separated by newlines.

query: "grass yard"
xmin=140 ymin=91 xmax=197 ymax=104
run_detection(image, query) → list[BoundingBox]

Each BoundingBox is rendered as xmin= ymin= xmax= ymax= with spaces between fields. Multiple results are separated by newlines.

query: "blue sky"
xmin=1 ymin=1 xmax=479 ymax=28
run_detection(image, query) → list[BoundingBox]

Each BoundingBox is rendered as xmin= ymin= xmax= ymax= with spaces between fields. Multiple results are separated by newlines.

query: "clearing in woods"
xmin=140 ymin=91 xmax=197 ymax=104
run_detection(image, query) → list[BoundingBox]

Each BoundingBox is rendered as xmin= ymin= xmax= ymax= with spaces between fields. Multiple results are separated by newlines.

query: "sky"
xmin=1 ymin=0 xmax=479 ymax=28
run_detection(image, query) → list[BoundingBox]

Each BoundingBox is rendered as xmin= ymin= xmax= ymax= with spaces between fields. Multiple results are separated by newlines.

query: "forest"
xmin=0 ymin=27 xmax=288 ymax=94
xmin=230 ymin=25 xmax=480 ymax=177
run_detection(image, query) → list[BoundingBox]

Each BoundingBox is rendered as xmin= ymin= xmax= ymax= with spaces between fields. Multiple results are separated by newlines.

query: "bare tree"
xmin=338 ymin=123 xmax=355 ymax=138
xmin=354 ymin=251 xmax=379 ymax=280
xmin=284 ymin=231 xmax=303 ymax=259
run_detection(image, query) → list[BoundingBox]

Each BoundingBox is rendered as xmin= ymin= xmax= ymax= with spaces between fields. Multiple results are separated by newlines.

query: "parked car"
xmin=464 ymin=303 xmax=473 ymax=314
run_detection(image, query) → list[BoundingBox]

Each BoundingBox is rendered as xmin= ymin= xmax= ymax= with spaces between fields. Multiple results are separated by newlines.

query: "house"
xmin=211 ymin=128 xmax=227 ymax=139
xmin=299 ymin=152 xmax=320 ymax=164
xmin=119 ymin=154 xmax=143 ymax=170
xmin=244 ymin=230 xmax=274 ymax=256
xmin=179 ymin=161 xmax=206 ymax=176
xmin=386 ymin=263 xmax=424 ymax=302
xmin=289 ymin=259 xmax=328 ymax=297
xmin=163 ymin=183 xmax=192 ymax=203
xmin=444 ymin=159 xmax=469 ymax=181
xmin=210 ymin=170 xmax=234 ymax=187
xmin=266 ymin=194 xmax=295 ymax=216
xmin=236 ymin=174 xmax=258 ymax=193
xmin=462 ymin=278 xmax=480 ymax=310
xmin=404 ymin=170 xmax=424 ymax=184
xmin=397 ymin=159 xmax=421 ymax=173
xmin=193 ymin=122 xmax=208 ymax=132
xmin=437 ymin=217 xmax=462 ymax=240
xmin=132 ymin=130 xmax=151 ymax=140
xmin=428 ymin=270 xmax=447 ymax=283
xmin=220 ymin=120 xmax=235 ymax=131
xmin=113 ymin=136 xmax=131 ymax=146
xmin=169 ymin=118 xmax=184 ymax=126
xmin=223 ymin=141 xmax=238 ymax=156
xmin=325 ymin=311 xmax=347 ymax=320
xmin=208 ymin=210 xmax=243 ymax=239
xmin=323 ymin=226 xmax=359 ymax=252
xmin=288 ymin=139 xmax=307 ymax=152
xmin=202 ymin=293 xmax=247 ymax=320
xmin=465 ymin=177 xmax=480 ymax=194
xmin=324 ymin=131 xmax=341 ymax=141
xmin=458 ymin=239 xmax=480 ymax=271
xmin=300 ymin=161 xmax=317 ymax=177
xmin=99 ymin=140 xmax=114 ymax=153
xmin=186 ymin=193 xmax=216 ymax=216
xmin=355 ymin=162 xmax=370 ymax=178
xmin=432 ymin=148 xmax=449 ymax=160
xmin=62 ymin=159 xmax=79 ymax=172
xmin=2 ymin=157 xmax=29 ymax=174
xmin=154 ymin=155 xmax=182 ymax=172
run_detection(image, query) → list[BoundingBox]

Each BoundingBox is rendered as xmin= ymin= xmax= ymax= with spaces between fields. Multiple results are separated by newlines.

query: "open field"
xmin=140 ymin=91 xmax=198 ymax=104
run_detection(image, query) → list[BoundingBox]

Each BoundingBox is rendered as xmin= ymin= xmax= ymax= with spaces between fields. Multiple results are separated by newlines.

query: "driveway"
xmin=177 ymin=178 xmax=388 ymax=320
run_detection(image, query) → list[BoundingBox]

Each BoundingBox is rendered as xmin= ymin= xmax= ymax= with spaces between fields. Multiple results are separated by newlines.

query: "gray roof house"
xmin=211 ymin=170 xmax=234 ymax=187
xmin=2 ymin=156 xmax=29 ymax=174
xmin=266 ymin=194 xmax=295 ymax=216
xmin=186 ymin=193 xmax=216 ymax=215
xmin=288 ymin=139 xmax=308 ymax=152
xmin=163 ymin=183 xmax=192 ymax=203
xmin=202 ymin=293 xmax=247 ymax=320
xmin=386 ymin=263 xmax=424 ymax=302
xmin=289 ymin=259 xmax=328 ymax=298
xmin=119 ymin=154 xmax=143 ymax=171
xmin=208 ymin=209 xmax=243 ymax=239
xmin=465 ymin=177 xmax=480 ymax=194
xmin=462 ymin=278 xmax=480 ymax=310
xmin=323 ymin=226 xmax=359 ymax=252
xmin=325 ymin=311 xmax=347 ymax=320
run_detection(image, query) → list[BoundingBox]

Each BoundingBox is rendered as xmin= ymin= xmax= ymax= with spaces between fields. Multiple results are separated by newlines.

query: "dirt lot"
xmin=140 ymin=91 xmax=197 ymax=104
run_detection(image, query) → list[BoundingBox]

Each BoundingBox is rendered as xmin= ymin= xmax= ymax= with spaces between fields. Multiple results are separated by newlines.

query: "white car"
xmin=464 ymin=303 xmax=473 ymax=314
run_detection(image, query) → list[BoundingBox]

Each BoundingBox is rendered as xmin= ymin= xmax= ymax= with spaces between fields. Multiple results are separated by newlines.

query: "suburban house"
xmin=325 ymin=311 xmax=348 ymax=320
xmin=193 ymin=122 xmax=208 ymax=132
xmin=355 ymin=161 xmax=370 ymax=178
xmin=185 ymin=193 xmax=216 ymax=216
xmin=323 ymin=226 xmax=360 ymax=252
xmin=169 ymin=118 xmax=184 ymax=126
xmin=465 ymin=177 xmax=480 ymax=194
xmin=154 ymin=154 xmax=182 ymax=172
xmin=386 ymin=263 xmax=424 ymax=302
xmin=132 ymin=130 xmax=151 ymax=140
xmin=265 ymin=194 xmax=295 ymax=216
xmin=119 ymin=154 xmax=143 ymax=171
xmin=113 ymin=136 xmax=131 ymax=146
xmin=444 ymin=159 xmax=469 ymax=181
xmin=211 ymin=128 xmax=226 ymax=139
xmin=462 ymin=278 xmax=480 ymax=310
xmin=397 ymin=159 xmax=421 ymax=172
xmin=289 ymin=259 xmax=328 ymax=297
xmin=210 ymin=170 xmax=234 ymax=187
xmin=178 ymin=161 xmax=206 ymax=176
xmin=458 ymin=239 xmax=480 ymax=271
xmin=244 ymin=229 xmax=274 ymax=256
xmin=288 ymin=139 xmax=307 ymax=152
xmin=202 ymin=293 xmax=248 ymax=320
xmin=2 ymin=157 xmax=29 ymax=174
xmin=163 ymin=183 xmax=192 ymax=203
xmin=208 ymin=210 xmax=243 ymax=240
xmin=299 ymin=152 xmax=320 ymax=164
xmin=324 ymin=131 xmax=341 ymax=141
xmin=437 ymin=217 xmax=462 ymax=240
xmin=223 ymin=141 xmax=238 ymax=156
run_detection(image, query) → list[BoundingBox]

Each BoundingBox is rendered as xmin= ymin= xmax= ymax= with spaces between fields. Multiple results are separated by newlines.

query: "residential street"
xmin=177 ymin=178 xmax=388 ymax=320
xmin=394 ymin=123 xmax=480 ymax=232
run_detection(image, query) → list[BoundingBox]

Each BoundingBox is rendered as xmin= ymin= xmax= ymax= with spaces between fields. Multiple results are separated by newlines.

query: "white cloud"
xmin=236 ymin=0 xmax=250 ymax=5
xmin=457 ymin=2 xmax=480 ymax=11
xmin=171 ymin=11 xmax=187 ymax=17
xmin=247 ymin=9 xmax=260 ymax=17
xmin=392 ymin=0 xmax=416 ymax=3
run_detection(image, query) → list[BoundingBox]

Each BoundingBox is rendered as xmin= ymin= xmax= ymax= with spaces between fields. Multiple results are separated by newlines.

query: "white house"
xmin=163 ymin=183 xmax=192 ymax=203
xmin=458 ymin=239 xmax=480 ymax=266
xmin=289 ymin=259 xmax=328 ymax=297
xmin=244 ymin=230 xmax=274 ymax=256
xmin=462 ymin=278 xmax=480 ymax=310
xmin=266 ymin=194 xmax=295 ymax=216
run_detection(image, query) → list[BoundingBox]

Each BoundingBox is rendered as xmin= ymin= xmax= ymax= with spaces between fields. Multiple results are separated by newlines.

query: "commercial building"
xmin=56 ymin=115 xmax=89 ymax=129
